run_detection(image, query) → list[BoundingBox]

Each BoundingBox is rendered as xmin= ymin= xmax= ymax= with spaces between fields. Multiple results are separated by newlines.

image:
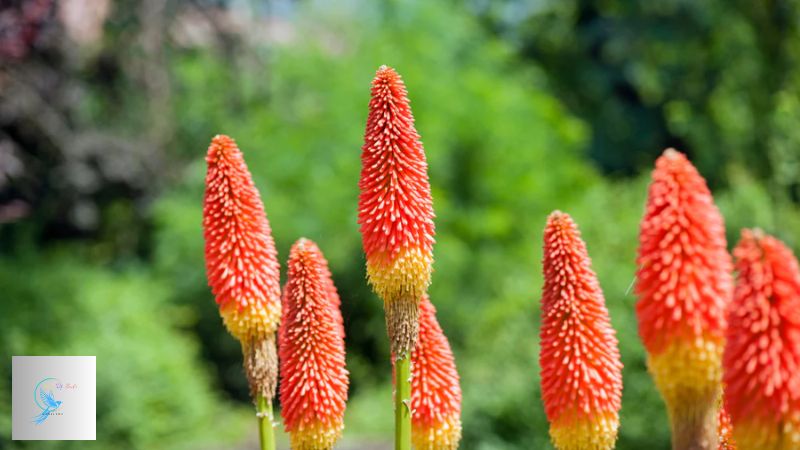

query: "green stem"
xmin=257 ymin=393 xmax=275 ymax=450
xmin=395 ymin=354 xmax=412 ymax=450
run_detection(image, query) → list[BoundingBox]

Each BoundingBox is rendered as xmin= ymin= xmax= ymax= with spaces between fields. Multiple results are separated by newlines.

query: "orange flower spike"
xmin=203 ymin=134 xmax=281 ymax=399
xmin=358 ymin=65 xmax=435 ymax=357
xmin=204 ymin=134 xmax=281 ymax=340
xmin=540 ymin=211 xmax=623 ymax=450
xmin=635 ymin=149 xmax=732 ymax=448
xmin=723 ymin=230 xmax=800 ymax=450
xmin=279 ymin=239 xmax=349 ymax=450
xmin=409 ymin=295 xmax=462 ymax=450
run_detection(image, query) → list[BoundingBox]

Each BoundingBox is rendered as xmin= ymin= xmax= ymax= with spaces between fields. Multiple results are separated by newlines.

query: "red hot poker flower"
xmin=408 ymin=295 xmax=462 ymax=450
xmin=358 ymin=65 xmax=435 ymax=357
xmin=723 ymin=230 xmax=800 ymax=450
xmin=203 ymin=134 xmax=281 ymax=399
xmin=635 ymin=149 xmax=732 ymax=448
xmin=540 ymin=211 xmax=623 ymax=450
xmin=280 ymin=239 xmax=349 ymax=450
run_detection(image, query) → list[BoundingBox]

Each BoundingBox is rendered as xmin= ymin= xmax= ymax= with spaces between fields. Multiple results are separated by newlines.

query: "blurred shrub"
xmin=0 ymin=252 xmax=246 ymax=450
xmin=147 ymin=1 xmax=800 ymax=448
xmin=478 ymin=0 xmax=800 ymax=194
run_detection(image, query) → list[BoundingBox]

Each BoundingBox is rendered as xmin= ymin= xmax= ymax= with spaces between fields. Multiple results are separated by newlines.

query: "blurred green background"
xmin=2 ymin=0 xmax=800 ymax=449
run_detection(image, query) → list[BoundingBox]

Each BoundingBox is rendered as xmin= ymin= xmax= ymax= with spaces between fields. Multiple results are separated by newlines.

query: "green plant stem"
xmin=257 ymin=393 xmax=275 ymax=450
xmin=395 ymin=354 xmax=412 ymax=450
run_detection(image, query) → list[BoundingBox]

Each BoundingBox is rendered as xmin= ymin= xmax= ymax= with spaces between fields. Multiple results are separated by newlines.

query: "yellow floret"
xmin=366 ymin=247 xmax=432 ymax=305
xmin=412 ymin=414 xmax=462 ymax=450
xmin=219 ymin=299 xmax=281 ymax=343
xmin=549 ymin=412 xmax=619 ymax=450
xmin=647 ymin=337 xmax=723 ymax=426
xmin=288 ymin=419 xmax=343 ymax=450
xmin=732 ymin=416 xmax=800 ymax=450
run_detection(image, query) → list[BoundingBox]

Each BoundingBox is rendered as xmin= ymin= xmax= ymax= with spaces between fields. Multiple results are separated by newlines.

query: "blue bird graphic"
xmin=32 ymin=389 xmax=62 ymax=425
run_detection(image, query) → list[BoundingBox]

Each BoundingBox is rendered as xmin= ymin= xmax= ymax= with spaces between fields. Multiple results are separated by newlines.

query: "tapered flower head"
xmin=635 ymin=149 xmax=732 ymax=445
xmin=723 ymin=230 xmax=800 ymax=450
xmin=280 ymin=239 xmax=349 ymax=450
xmin=203 ymin=134 xmax=281 ymax=400
xmin=358 ymin=65 xmax=435 ymax=357
xmin=203 ymin=134 xmax=281 ymax=341
xmin=540 ymin=211 xmax=623 ymax=450
xmin=406 ymin=295 xmax=462 ymax=450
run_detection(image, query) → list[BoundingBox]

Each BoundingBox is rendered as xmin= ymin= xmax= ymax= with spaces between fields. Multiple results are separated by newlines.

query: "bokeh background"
xmin=2 ymin=0 xmax=800 ymax=449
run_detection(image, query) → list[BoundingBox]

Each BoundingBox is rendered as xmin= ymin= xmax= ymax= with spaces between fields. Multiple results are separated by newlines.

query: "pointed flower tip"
xmin=211 ymin=133 xmax=233 ymax=145
xmin=540 ymin=215 xmax=622 ymax=450
xmin=279 ymin=239 xmax=348 ymax=449
xmin=206 ymin=134 xmax=237 ymax=161
xmin=723 ymin=230 xmax=800 ymax=449
xmin=375 ymin=64 xmax=397 ymax=79
xmin=655 ymin=147 xmax=694 ymax=174
xmin=294 ymin=236 xmax=311 ymax=251
xmin=408 ymin=295 xmax=462 ymax=450
xmin=202 ymin=135 xmax=280 ymax=342
xmin=742 ymin=227 xmax=764 ymax=242
xmin=545 ymin=210 xmax=573 ymax=230
xmin=661 ymin=147 xmax=683 ymax=159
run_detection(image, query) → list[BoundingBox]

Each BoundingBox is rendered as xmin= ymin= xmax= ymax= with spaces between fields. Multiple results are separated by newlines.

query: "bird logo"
xmin=32 ymin=378 xmax=63 ymax=425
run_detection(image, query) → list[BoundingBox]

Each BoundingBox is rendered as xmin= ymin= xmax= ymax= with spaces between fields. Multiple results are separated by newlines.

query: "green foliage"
xmin=0 ymin=253 xmax=247 ymax=450
xmin=148 ymin=1 xmax=800 ymax=448
xmin=480 ymin=0 xmax=800 ymax=190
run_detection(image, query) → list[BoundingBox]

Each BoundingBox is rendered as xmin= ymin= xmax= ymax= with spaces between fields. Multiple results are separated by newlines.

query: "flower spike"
xmin=358 ymin=65 xmax=435 ymax=358
xmin=635 ymin=149 xmax=732 ymax=449
xmin=540 ymin=211 xmax=623 ymax=450
xmin=280 ymin=239 xmax=349 ymax=450
xmin=406 ymin=295 xmax=462 ymax=450
xmin=203 ymin=134 xmax=281 ymax=400
xmin=723 ymin=230 xmax=800 ymax=450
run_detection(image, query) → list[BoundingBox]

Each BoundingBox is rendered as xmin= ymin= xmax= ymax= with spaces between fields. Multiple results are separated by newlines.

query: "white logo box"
xmin=12 ymin=356 xmax=96 ymax=440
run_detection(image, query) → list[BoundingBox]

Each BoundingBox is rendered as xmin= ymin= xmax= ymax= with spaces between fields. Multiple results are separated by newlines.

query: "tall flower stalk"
xmin=203 ymin=134 xmax=281 ymax=450
xmin=403 ymin=295 xmax=461 ymax=450
xmin=635 ymin=149 xmax=733 ymax=449
xmin=723 ymin=230 xmax=800 ymax=450
xmin=279 ymin=239 xmax=349 ymax=450
xmin=540 ymin=211 xmax=623 ymax=450
xmin=358 ymin=65 xmax=435 ymax=450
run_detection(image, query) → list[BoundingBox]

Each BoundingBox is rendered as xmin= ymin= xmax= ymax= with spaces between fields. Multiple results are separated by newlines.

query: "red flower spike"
xmin=635 ymin=149 xmax=732 ymax=446
xmin=407 ymin=295 xmax=462 ymax=450
xmin=203 ymin=134 xmax=281 ymax=342
xmin=358 ymin=65 xmax=435 ymax=357
xmin=723 ymin=230 xmax=800 ymax=450
xmin=540 ymin=211 xmax=623 ymax=450
xmin=280 ymin=239 xmax=349 ymax=450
